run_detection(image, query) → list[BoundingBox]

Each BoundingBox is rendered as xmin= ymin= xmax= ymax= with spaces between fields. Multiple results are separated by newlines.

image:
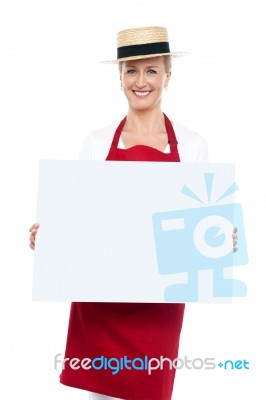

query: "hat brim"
xmin=101 ymin=51 xmax=190 ymax=64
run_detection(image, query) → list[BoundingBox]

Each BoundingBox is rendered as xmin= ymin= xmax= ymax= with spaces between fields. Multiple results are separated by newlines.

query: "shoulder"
xmin=85 ymin=123 xmax=117 ymax=145
xmin=173 ymin=121 xmax=209 ymax=162
xmin=173 ymin=120 xmax=206 ymax=146
xmin=79 ymin=123 xmax=118 ymax=160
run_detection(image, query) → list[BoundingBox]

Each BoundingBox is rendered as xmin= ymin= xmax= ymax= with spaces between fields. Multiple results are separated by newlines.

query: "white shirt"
xmin=79 ymin=120 xmax=208 ymax=162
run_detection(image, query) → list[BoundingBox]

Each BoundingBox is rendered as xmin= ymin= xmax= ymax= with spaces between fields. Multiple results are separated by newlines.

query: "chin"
xmin=129 ymin=99 xmax=154 ymax=111
xmin=131 ymin=105 xmax=153 ymax=113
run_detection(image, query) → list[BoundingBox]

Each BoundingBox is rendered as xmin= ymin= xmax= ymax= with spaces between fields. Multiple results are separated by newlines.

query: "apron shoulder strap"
xmin=163 ymin=113 xmax=178 ymax=153
xmin=109 ymin=116 xmax=127 ymax=149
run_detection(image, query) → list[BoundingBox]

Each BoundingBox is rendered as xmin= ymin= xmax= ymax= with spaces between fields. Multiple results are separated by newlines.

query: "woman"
xmin=29 ymin=27 xmax=209 ymax=400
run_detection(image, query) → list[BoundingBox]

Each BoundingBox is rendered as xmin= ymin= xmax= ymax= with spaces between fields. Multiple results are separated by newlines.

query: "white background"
xmin=0 ymin=0 xmax=265 ymax=398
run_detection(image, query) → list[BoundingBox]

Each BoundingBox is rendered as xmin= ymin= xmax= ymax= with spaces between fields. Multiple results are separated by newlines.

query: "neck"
xmin=125 ymin=108 xmax=165 ymax=137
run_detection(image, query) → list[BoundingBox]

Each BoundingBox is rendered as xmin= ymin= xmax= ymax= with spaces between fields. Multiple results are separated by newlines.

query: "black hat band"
xmin=117 ymin=42 xmax=170 ymax=60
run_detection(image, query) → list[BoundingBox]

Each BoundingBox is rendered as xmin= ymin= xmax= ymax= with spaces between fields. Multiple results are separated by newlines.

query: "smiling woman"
xmin=29 ymin=26 xmax=209 ymax=400
xmin=58 ymin=27 xmax=208 ymax=400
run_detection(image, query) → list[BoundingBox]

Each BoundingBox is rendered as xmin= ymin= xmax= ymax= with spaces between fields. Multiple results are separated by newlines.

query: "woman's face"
xmin=120 ymin=56 xmax=171 ymax=112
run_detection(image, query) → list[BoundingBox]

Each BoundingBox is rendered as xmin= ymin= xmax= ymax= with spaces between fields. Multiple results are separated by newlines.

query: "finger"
xmin=29 ymin=230 xmax=37 ymax=241
xmin=30 ymin=222 xmax=40 ymax=231
xmin=29 ymin=223 xmax=40 ymax=232
xmin=29 ymin=229 xmax=38 ymax=242
xmin=30 ymin=226 xmax=40 ymax=240
xmin=29 ymin=224 xmax=35 ymax=232
xmin=29 ymin=236 xmax=35 ymax=246
xmin=30 ymin=236 xmax=36 ymax=247
xmin=30 ymin=233 xmax=36 ymax=241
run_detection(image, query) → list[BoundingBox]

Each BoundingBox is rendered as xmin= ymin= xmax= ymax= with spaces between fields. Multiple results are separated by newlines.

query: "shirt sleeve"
xmin=192 ymin=135 xmax=209 ymax=162
xmin=79 ymin=134 xmax=95 ymax=160
xmin=78 ymin=124 xmax=116 ymax=161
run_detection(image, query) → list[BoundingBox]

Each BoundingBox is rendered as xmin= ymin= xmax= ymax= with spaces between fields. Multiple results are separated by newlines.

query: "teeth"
xmin=134 ymin=91 xmax=150 ymax=97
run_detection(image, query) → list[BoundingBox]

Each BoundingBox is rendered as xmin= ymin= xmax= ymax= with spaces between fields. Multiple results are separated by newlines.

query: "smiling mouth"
xmin=133 ymin=91 xmax=151 ymax=97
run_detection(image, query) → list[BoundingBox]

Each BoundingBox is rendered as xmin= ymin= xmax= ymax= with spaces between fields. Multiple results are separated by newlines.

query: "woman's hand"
xmin=232 ymin=227 xmax=238 ymax=252
xmin=29 ymin=223 xmax=40 ymax=250
xmin=28 ymin=224 xmax=238 ymax=252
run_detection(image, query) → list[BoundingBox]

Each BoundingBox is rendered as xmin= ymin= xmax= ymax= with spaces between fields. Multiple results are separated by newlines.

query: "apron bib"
xmin=106 ymin=113 xmax=180 ymax=162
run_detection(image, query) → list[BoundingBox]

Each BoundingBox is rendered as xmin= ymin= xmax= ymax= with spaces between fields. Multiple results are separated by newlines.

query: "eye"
xmin=126 ymin=69 xmax=137 ymax=75
xmin=147 ymin=69 xmax=157 ymax=74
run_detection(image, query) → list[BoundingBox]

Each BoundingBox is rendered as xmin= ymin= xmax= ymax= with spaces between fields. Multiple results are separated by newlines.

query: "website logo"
xmin=54 ymin=354 xmax=250 ymax=374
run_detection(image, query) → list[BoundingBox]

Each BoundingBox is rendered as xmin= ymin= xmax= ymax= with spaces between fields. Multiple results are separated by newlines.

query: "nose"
xmin=135 ymin=72 xmax=147 ymax=88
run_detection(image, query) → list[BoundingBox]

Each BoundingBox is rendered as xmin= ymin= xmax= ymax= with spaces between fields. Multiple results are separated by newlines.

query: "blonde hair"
xmin=163 ymin=55 xmax=172 ymax=73
xmin=118 ymin=55 xmax=172 ymax=73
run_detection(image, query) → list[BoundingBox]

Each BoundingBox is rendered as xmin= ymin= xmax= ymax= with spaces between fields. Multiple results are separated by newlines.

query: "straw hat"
xmin=102 ymin=26 xmax=189 ymax=63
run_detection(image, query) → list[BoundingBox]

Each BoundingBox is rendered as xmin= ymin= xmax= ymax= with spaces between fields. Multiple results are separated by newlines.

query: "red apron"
xmin=60 ymin=114 xmax=185 ymax=400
